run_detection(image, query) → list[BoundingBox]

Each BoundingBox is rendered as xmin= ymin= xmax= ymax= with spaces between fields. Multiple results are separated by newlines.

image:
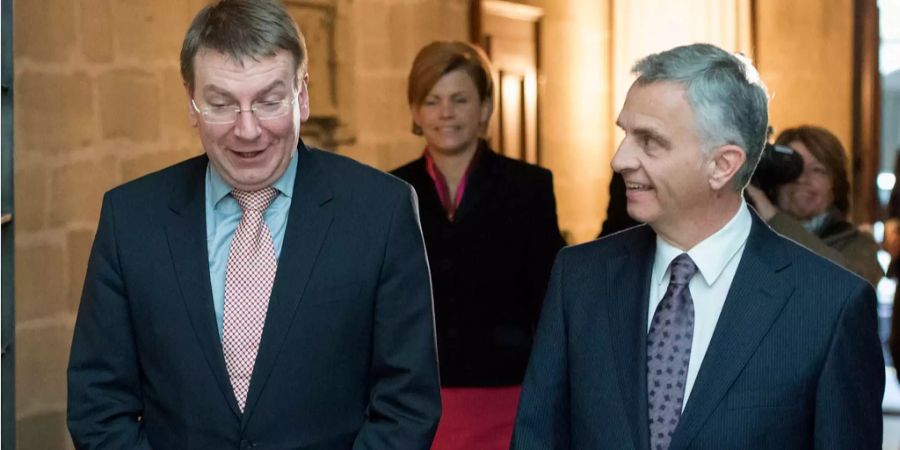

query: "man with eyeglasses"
xmin=67 ymin=1 xmax=441 ymax=448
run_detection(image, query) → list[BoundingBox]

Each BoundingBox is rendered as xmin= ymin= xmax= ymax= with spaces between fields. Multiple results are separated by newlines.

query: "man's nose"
xmin=611 ymin=140 xmax=634 ymax=173
xmin=233 ymin=109 xmax=262 ymax=140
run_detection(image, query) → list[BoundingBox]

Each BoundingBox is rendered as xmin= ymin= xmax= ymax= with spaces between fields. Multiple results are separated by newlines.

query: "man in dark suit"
xmin=67 ymin=1 xmax=440 ymax=448
xmin=512 ymin=43 xmax=884 ymax=449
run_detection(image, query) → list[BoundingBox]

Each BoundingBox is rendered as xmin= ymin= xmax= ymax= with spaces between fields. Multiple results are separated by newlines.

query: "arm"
xmin=768 ymin=212 xmax=882 ymax=285
xmin=891 ymin=288 xmax=900 ymax=376
xmin=511 ymin=253 xmax=571 ymax=450
xmin=525 ymin=171 xmax=567 ymax=329
xmin=67 ymin=194 xmax=152 ymax=449
xmin=353 ymin=185 xmax=441 ymax=450
xmin=831 ymin=231 xmax=884 ymax=287
xmin=814 ymin=282 xmax=884 ymax=449
xmin=745 ymin=185 xmax=881 ymax=284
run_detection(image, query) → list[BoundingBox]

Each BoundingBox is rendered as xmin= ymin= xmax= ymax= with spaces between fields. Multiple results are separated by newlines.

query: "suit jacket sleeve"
xmin=67 ymin=193 xmax=153 ymax=449
xmin=511 ymin=252 xmax=571 ymax=450
xmin=814 ymin=281 xmax=884 ymax=449
xmin=352 ymin=185 xmax=441 ymax=449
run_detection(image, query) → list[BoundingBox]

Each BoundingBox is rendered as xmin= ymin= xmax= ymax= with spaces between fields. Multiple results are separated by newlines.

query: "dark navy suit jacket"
xmin=67 ymin=143 xmax=441 ymax=449
xmin=512 ymin=212 xmax=884 ymax=449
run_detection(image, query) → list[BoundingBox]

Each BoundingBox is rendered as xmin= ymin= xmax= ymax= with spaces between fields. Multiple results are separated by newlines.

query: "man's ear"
xmin=298 ymin=72 xmax=310 ymax=122
xmin=185 ymin=83 xmax=198 ymax=128
xmin=708 ymin=144 xmax=746 ymax=191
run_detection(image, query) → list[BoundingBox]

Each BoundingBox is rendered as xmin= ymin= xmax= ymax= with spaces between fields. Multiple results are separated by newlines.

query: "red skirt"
xmin=431 ymin=386 xmax=522 ymax=450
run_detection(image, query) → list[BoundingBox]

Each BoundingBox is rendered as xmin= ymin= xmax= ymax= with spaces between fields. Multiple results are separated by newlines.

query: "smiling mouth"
xmin=625 ymin=182 xmax=653 ymax=191
xmin=231 ymin=149 xmax=265 ymax=159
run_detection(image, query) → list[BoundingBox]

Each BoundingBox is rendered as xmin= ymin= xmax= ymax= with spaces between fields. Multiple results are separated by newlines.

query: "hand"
xmin=745 ymin=185 xmax=778 ymax=221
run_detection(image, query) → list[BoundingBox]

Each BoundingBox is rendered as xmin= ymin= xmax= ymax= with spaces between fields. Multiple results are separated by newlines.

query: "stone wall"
xmin=14 ymin=0 xmax=207 ymax=447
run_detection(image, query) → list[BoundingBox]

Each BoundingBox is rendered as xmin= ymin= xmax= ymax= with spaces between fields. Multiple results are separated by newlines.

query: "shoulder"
xmin=558 ymin=224 xmax=653 ymax=265
xmin=106 ymin=154 xmax=206 ymax=204
xmin=390 ymin=158 xmax=424 ymax=180
xmin=304 ymin=147 xmax=414 ymax=207
xmin=488 ymin=151 xmax=553 ymax=185
xmin=308 ymin=147 xmax=408 ymax=188
xmin=756 ymin=221 xmax=872 ymax=296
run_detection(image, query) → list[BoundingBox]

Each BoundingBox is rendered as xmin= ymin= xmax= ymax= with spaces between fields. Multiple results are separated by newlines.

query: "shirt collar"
xmin=653 ymin=200 xmax=753 ymax=287
xmin=209 ymin=150 xmax=298 ymax=208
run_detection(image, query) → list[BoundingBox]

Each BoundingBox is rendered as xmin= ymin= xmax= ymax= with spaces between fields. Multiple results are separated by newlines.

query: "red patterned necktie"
xmin=223 ymin=187 xmax=278 ymax=412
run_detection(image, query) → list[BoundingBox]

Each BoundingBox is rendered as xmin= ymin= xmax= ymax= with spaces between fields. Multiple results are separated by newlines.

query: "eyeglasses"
xmin=191 ymin=95 xmax=297 ymax=125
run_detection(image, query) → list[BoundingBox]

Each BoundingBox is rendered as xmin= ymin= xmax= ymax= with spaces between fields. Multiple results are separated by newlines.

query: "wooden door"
xmin=476 ymin=0 xmax=543 ymax=164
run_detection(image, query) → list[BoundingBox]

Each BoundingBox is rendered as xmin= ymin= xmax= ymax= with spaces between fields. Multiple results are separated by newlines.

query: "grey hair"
xmin=180 ymin=0 xmax=307 ymax=94
xmin=632 ymin=43 xmax=769 ymax=190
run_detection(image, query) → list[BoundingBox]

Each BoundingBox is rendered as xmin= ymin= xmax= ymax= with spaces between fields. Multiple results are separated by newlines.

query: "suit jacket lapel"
xmin=164 ymin=155 xmax=242 ymax=418
xmin=242 ymin=144 xmax=335 ymax=423
xmin=406 ymin=157 xmax=447 ymax=221
xmin=670 ymin=213 xmax=794 ymax=450
xmin=605 ymin=226 xmax=656 ymax=450
xmin=453 ymin=145 xmax=495 ymax=223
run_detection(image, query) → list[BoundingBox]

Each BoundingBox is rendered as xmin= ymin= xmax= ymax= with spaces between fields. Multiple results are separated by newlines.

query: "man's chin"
xmin=625 ymin=202 xmax=654 ymax=221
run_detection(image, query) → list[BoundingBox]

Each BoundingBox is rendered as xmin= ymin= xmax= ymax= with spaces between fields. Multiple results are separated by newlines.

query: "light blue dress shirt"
xmin=205 ymin=154 xmax=297 ymax=337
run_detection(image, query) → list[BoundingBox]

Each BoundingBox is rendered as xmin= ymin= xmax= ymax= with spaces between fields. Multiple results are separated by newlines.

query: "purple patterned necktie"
xmin=647 ymin=253 xmax=698 ymax=450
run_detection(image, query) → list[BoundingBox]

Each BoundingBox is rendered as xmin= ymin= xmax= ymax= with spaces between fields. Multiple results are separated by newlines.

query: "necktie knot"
xmin=232 ymin=187 xmax=277 ymax=213
xmin=668 ymin=253 xmax=698 ymax=287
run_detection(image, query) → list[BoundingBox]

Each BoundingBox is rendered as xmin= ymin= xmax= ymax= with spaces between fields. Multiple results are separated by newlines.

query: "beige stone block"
xmin=382 ymin=140 xmax=421 ymax=171
xmin=387 ymin=5 xmax=432 ymax=70
xmin=339 ymin=143 xmax=380 ymax=169
xmin=14 ymin=0 xmax=75 ymax=63
xmin=15 ymin=323 xmax=73 ymax=417
xmin=387 ymin=2 xmax=467 ymax=69
xmin=67 ymin=230 xmax=96 ymax=313
xmin=49 ymin=158 xmax=119 ymax=227
xmin=354 ymin=75 xmax=408 ymax=137
xmin=80 ymin=0 xmax=115 ymax=63
xmin=17 ymin=71 xmax=96 ymax=151
xmin=16 ymin=410 xmax=69 ymax=450
xmin=98 ymin=69 xmax=161 ymax=142
xmin=111 ymin=0 xmax=193 ymax=62
xmin=161 ymin=68 xmax=195 ymax=143
xmin=354 ymin=2 xmax=392 ymax=71
xmin=16 ymin=243 xmax=67 ymax=322
xmin=13 ymin=164 xmax=49 ymax=233
xmin=121 ymin=151 xmax=194 ymax=183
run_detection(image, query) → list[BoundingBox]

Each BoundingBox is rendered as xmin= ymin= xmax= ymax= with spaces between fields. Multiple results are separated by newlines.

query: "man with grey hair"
xmin=67 ymin=0 xmax=440 ymax=448
xmin=511 ymin=43 xmax=883 ymax=449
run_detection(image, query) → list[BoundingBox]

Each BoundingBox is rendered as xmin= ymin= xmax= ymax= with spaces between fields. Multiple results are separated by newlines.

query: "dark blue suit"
xmin=68 ymin=144 xmax=441 ymax=449
xmin=512 ymin=213 xmax=884 ymax=449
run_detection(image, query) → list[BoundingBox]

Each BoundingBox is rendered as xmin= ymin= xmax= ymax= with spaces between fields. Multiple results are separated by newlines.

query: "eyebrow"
xmin=617 ymin=120 xmax=672 ymax=149
xmin=200 ymin=79 xmax=288 ymax=99
xmin=426 ymin=91 xmax=470 ymax=99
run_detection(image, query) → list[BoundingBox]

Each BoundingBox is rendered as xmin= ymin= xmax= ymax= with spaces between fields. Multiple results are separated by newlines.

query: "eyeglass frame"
xmin=190 ymin=91 xmax=299 ymax=125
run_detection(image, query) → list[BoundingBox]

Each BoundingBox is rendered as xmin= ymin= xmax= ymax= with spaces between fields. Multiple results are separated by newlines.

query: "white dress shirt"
xmin=646 ymin=201 xmax=753 ymax=410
